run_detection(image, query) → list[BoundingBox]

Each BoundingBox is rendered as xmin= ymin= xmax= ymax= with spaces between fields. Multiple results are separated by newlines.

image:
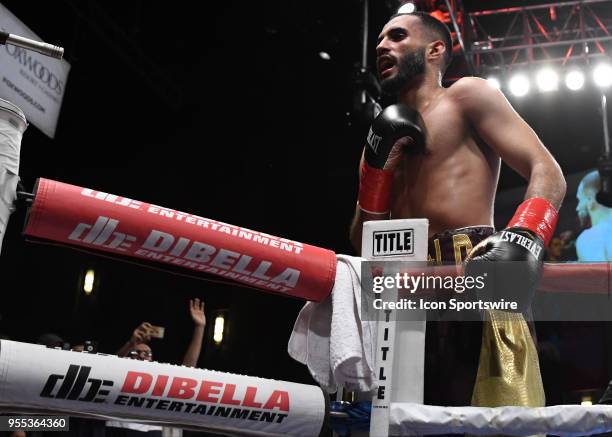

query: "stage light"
xmin=565 ymin=70 xmax=585 ymax=91
xmin=486 ymin=77 xmax=501 ymax=90
xmin=536 ymin=67 xmax=558 ymax=92
xmin=593 ymin=64 xmax=612 ymax=88
xmin=213 ymin=315 xmax=225 ymax=344
xmin=398 ymin=2 xmax=416 ymax=13
xmin=509 ymin=74 xmax=530 ymax=97
xmin=83 ymin=269 xmax=95 ymax=295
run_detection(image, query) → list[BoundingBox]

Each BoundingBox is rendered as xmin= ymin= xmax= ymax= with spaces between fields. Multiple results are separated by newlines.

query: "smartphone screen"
xmin=149 ymin=325 xmax=165 ymax=339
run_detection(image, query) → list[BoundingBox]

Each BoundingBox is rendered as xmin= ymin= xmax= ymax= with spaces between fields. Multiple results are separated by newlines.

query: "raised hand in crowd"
xmin=183 ymin=298 xmax=206 ymax=367
xmin=189 ymin=298 xmax=206 ymax=328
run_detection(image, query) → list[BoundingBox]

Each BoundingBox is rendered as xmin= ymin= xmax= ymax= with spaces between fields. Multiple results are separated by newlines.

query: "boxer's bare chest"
xmin=391 ymin=92 xmax=499 ymax=233
xmin=420 ymin=94 xmax=471 ymax=158
xmin=396 ymin=95 xmax=479 ymax=183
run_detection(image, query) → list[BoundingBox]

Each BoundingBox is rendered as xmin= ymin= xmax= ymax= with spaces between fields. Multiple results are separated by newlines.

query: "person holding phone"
xmin=116 ymin=298 xmax=206 ymax=365
xmin=107 ymin=299 xmax=207 ymax=436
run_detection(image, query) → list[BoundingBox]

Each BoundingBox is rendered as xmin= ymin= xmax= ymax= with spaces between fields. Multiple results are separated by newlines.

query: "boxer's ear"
xmin=427 ymin=40 xmax=446 ymax=62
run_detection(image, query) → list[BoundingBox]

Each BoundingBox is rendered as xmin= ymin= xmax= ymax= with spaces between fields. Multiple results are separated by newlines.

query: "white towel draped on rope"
xmin=288 ymin=254 xmax=377 ymax=393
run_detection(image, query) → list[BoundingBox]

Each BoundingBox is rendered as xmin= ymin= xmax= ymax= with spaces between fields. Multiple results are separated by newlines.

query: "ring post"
xmin=361 ymin=219 xmax=428 ymax=436
xmin=0 ymin=99 xmax=27 ymax=255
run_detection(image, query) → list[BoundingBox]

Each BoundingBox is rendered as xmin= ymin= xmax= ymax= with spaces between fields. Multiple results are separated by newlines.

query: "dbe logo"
xmin=69 ymin=216 xmax=137 ymax=252
xmin=40 ymin=364 xmax=113 ymax=403
xmin=372 ymin=229 xmax=413 ymax=257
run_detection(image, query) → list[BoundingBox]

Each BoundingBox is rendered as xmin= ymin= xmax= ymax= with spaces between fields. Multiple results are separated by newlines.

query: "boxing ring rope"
xmin=2 ymin=340 xmax=612 ymax=436
xmin=18 ymin=178 xmax=612 ymax=298
xmin=0 ymin=340 xmax=328 ymax=436
xmin=23 ymin=178 xmax=337 ymax=302
xmin=389 ymin=403 xmax=612 ymax=436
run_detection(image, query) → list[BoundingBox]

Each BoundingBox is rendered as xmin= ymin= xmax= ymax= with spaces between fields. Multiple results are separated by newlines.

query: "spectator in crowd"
xmin=116 ymin=298 xmax=206 ymax=366
xmin=116 ymin=322 xmax=154 ymax=361
xmin=576 ymin=170 xmax=612 ymax=261
xmin=36 ymin=333 xmax=67 ymax=349
xmin=183 ymin=298 xmax=206 ymax=367
xmin=106 ymin=298 xmax=207 ymax=436
xmin=546 ymin=230 xmax=576 ymax=261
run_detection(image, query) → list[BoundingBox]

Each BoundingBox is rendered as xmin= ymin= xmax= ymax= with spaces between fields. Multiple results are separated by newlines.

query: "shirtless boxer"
xmin=576 ymin=170 xmax=612 ymax=262
xmin=350 ymin=12 xmax=566 ymax=407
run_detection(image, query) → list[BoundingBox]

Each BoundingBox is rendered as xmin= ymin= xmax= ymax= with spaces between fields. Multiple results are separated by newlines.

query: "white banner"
xmin=0 ymin=340 xmax=327 ymax=436
xmin=0 ymin=3 xmax=70 ymax=138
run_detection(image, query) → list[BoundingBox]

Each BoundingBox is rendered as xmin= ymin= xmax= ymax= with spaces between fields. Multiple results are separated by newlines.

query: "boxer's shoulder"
xmin=446 ymin=77 xmax=503 ymax=108
xmin=576 ymin=225 xmax=601 ymax=247
xmin=577 ymin=226 xmax=607 ymax=261
xmin=444 ymin=77 xmax=514 ymax=128
xmin=447 ymin=76 xmax=491 ymax=94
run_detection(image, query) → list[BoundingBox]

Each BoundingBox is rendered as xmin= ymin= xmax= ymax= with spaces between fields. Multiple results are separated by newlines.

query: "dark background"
xmin=0 ymin=0 xmax=610 ymax=403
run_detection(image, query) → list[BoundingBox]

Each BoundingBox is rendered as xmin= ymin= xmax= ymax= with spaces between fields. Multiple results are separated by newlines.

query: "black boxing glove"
xmin=465 ymin=198 xmax=558 ymax=312
xmin=358 ymin=104 xmax=425 ymax=214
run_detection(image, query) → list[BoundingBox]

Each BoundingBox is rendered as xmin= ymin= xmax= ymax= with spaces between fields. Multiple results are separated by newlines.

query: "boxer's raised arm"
xmin=453 ymin=77 xmax=566 ymax=208
xmin=459 ymin=77 xmax=566 ymax=314
xmin=349 ymin=105 xmax=426 ymax=253
xmin=350 ymin=152 xmax=390 ymax=253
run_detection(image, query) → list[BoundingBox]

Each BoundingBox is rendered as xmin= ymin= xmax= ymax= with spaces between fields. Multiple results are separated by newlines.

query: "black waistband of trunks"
xmin=428 ymin=226 xmax=495 ymax=265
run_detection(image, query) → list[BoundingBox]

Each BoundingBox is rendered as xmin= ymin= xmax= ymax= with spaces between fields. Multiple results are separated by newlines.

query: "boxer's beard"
xmin=380 ymin=47 xmax=426 ymax=96
xmin=577 ymin=207 xmax=590 ymax=228
xmin=578 ymin=214 xmax=586 ymax=228
xmin=576 ymin=191 xmax=592 ymax=227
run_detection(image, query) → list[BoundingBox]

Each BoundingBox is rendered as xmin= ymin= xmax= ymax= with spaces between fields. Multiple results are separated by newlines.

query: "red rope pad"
xmin=24 ymin=178 xmax=336 ymax=302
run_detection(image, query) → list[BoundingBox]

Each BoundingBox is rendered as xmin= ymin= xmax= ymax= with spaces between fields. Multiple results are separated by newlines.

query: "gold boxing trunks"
xmin=425 ymin=226 xmax=545 ymax=419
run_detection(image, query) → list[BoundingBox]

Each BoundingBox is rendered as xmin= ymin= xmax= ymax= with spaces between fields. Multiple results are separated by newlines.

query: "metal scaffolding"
xmin=456 ymin=0 xmax=612 ymax=75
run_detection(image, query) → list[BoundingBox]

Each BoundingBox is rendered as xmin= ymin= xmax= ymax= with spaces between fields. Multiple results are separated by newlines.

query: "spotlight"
xmin=398 ymin=2 xmax=416 ymax=13
xmin=509 ymin=74 xmax=530 ymax=97
xmin=83 ymin=269 xmax=95 ymax=295
xmin=486 ymin=77 xmax=501 ymax=90
xmin=565 ymin=70 xmax=585 ymax=91
xmin=593 ymin=64 xmax=612 ymax=88
xmin=213 ymin=315 xmax=225 ymax=344
xmin=536 ymin=68 xmax=558 ymax=92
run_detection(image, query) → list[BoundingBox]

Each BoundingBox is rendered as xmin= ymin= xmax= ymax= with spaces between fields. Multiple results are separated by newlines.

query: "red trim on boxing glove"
xmin=507 ymin=197 xmax=558 ymax=246
xmin=358 ymin=162 xmax=394 ymax=214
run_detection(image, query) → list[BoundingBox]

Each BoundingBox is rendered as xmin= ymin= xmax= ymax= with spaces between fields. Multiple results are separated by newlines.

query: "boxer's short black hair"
xmin=390 ymin=12 xmax=453 ymax=72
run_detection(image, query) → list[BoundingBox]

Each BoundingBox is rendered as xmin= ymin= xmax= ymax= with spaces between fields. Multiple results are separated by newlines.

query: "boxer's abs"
xmin=389 ymin=121 xmax=500 ymax=236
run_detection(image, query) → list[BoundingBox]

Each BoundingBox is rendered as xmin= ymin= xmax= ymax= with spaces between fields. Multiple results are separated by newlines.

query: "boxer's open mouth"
xmin=378 ymin=56 xmax=396 ymax=76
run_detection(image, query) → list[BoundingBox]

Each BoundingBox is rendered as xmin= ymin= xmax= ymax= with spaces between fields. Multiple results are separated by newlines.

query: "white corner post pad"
xmin=361 ymin=219 xmax=428 ymax=437
xmin=0 ymin=98 xmax=27 ymax=255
